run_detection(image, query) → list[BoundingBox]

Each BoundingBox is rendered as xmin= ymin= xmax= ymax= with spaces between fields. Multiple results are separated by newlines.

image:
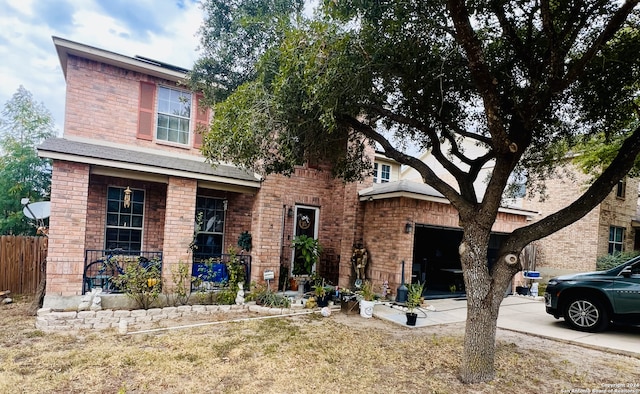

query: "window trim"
xmin=608 ymin=226 xmax=625 ymax=255
xmin=156 ymin=85 xmax=192 ymax=146
xmin=104 ymin=186 xmax=145 ymax=251
xmin=193 ymin=196 xmax=227 ymax=259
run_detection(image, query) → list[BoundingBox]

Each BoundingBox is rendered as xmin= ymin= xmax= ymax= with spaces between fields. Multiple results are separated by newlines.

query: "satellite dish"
xmin=23 ymin=201 xmax=51 ymax=220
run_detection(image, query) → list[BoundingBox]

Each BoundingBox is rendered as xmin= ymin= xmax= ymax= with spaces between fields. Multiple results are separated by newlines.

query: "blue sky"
xmin=0 ymin=0 xmax=203 ymax=134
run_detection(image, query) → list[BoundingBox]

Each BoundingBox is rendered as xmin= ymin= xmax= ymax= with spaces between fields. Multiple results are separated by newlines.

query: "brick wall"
xmin=161 ymin=177 xmax=197 ymax=288
xmin=362 ymin=197 xmax=529 ymax=292
xmin=84 ymin=175 xmax=167 ymax=252
xmin=249 ymin=161 xmax=366 ymax=287
xmin=522 ymin=163 xmax=638 ymax=275
xmin=46 ymin=161 xmax=90 ymax=296
xmin=596 ymin=177 xmax=638 ymax=257
xmin=64 ymin=56 xmax=204 ymax=155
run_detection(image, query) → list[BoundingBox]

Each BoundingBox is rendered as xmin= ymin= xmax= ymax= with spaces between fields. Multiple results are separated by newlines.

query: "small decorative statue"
xmin=90 ymin=291 xmax=102 ymax=311
xmin=235 ymin=282 xmax=245 ymax=305
xmin=382 ymin=280 xmax=389 ymax=298
xmin=351 ymin=245 xmax=369 ymax=281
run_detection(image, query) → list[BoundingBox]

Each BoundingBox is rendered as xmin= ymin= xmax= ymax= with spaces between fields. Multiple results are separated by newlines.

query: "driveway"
xmin=373 ymin=295 xmax=640 ymax=356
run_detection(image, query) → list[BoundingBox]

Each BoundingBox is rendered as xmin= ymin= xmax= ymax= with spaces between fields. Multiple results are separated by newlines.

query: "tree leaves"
xmin=0 ymin=86 xmax=56 ymax=235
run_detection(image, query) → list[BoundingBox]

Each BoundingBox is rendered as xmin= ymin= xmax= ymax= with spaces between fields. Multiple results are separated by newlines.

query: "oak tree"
xmin=191 ymin=0 xmax=640 ymax=383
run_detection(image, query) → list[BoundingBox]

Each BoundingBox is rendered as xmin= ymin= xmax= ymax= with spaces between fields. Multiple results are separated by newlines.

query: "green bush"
xmin=111 ymin=259 xmax=162 ymax=309
xmin=596 ymin=251 xmax=640 ymax=271
xmin=213 ymin=288 xmax=237 ymax=305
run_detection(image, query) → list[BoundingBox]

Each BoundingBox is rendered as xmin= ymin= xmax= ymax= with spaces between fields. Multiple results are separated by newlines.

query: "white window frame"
xmin=156 ymin=86 xmax=192 ymax=145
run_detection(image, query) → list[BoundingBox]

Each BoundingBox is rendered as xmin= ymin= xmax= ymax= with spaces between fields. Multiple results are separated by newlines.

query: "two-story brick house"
xmin=39 ymin=37 xmax=534 ymax=308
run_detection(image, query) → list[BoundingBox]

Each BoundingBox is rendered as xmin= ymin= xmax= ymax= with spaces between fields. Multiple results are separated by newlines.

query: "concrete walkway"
xmin=372 ymin=295 xmax=640 ymax=357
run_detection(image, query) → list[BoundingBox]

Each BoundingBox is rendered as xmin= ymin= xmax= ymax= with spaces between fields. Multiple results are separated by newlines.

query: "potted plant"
xmin=291 ymin=235 xmax=322 ymax=276
xmin=358 ymin=280 xmax=376 ymax=318
xmin=314 ymin=284 xmax=330 ymax=307
xmin=405 ymin=282 xmax=425 ymax=326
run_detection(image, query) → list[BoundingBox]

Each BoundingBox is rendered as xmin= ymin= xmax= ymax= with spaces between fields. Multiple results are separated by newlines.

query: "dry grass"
xmin=1 ymin=298 xmax=639 ymax=393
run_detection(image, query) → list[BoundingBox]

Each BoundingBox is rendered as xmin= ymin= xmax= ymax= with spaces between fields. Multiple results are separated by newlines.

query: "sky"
xmin=0 ymin=0 xmax=204 ymax=135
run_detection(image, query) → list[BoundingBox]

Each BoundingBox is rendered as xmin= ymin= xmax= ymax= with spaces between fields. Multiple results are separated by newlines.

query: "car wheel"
xmin=563 ymin=297 xmax=609 ymax=332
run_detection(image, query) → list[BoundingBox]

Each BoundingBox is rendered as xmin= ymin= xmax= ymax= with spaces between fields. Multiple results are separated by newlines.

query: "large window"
xmin=609 ymin=226 xmax=625 ymax=254
xmin=105 ymin=187 xmax=144 ymax=251
xmin=193 ymin=196 xmax=226 ymax=259
xmin=156 ymin=86 xmax=191 ymax=144
xmin=373 ymin=163 xmax=391 ymax=183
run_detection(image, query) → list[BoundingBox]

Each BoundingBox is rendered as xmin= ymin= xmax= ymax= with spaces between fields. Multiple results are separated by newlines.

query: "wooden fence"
xmin=0 ymin=236 xmax=47 ymax=295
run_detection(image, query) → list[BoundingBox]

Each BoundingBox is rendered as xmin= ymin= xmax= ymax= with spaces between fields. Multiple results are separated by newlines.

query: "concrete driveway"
xmin=372 ymin=295 xmax=640 ymax=356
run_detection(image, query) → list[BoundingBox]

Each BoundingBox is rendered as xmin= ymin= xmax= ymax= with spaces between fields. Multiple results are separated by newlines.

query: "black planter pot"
xmin=316 ymin=295 xmax=329 ymax=307
xmin=406 ymin=312 xmax=418 ymax=326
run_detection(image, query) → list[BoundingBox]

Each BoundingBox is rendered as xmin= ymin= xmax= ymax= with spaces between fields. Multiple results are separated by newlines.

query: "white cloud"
xmin=0 ymin=0 xmax=202 ymax=135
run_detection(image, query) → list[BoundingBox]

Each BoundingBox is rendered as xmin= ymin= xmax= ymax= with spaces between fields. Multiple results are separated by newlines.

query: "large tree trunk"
xmin=458 ymin=227 xmax=516 ymax=383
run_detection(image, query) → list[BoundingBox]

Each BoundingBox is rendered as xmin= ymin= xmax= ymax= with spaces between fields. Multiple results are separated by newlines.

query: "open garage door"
xmin=412 ymin=224 xmax=507 ymax=299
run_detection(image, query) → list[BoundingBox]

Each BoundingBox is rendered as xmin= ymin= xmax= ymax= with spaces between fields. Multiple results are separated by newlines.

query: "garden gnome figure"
xmin=235 ymin=282 xmax=245 ymax=305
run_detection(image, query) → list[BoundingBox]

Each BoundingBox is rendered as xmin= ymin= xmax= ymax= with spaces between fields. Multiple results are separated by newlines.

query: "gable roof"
xmin=38 ymin=138 xmax=261 ymax=191
xmin=359 ymin=180 xmax=537 ymax=218
xmin=53 ymin=36 xmax=188 ymax=82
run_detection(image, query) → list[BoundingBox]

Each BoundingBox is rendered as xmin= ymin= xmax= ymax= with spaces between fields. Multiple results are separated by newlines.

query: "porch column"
xmin=44 ymin=161 xmax=90 ymax=304
xmin=161 ymin=176 xmax=197 ymax=289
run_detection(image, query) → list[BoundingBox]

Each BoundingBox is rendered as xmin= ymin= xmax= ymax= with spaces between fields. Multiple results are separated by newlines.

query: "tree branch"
xmin=447 ymin=0 xmax=510 ymax=151
xmin=337 ymin=114 xmax=470 ymax=209
xmin=503 ymin=123 xmax=640 ymax=253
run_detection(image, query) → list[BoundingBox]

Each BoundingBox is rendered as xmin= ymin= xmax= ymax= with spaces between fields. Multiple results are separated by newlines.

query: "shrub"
xmin=596 ymin=251 xmax=640 ymax=271
xmin=112 ymin=259 xmax=162 ymax=309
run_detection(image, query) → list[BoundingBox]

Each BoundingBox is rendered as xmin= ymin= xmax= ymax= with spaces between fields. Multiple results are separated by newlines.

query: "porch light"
xmin=287 ymin=207 xmax=294 ymax=217
xmin=405 ymin=222 xmax=413 ymax=234
xmin=123 ymin=187 xmax=132 ymax=208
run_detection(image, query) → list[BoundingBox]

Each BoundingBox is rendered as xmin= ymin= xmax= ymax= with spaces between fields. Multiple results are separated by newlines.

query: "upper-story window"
xmin=137 ymin=81 xmax=207 ymax=148
xmin=157 ymin=86 xmax=191 ymax=145
xmin=616 ymin=178 xmax=626 ymax=199
xmin=373 ymin=163 xmax=391 ymax=183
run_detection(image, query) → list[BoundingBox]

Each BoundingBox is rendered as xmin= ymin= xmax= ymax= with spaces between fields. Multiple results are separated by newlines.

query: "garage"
xmin=411 ymin=224 xmax=507 ymax=299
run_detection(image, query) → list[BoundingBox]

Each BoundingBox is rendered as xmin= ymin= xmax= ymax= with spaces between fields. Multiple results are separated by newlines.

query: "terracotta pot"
xmin=289 ymin=278 xmax=298 ymax=291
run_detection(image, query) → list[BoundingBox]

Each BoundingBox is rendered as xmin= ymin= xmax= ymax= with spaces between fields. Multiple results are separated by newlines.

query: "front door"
xmin=291 ymin=205 xmax=319 ymax=275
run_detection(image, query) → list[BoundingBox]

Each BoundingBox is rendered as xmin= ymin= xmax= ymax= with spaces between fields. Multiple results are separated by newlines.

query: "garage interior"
xmin=411 ymin=224 xmax=508 ymax=299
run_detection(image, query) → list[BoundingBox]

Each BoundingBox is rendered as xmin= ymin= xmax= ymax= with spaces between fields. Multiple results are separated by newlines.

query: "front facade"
xmin=40 ymin=37 xmax=534 ymax=308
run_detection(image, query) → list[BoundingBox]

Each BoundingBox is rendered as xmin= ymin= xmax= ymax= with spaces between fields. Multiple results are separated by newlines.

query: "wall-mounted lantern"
xmin=405 ymin=222 xmax=413 ymax=234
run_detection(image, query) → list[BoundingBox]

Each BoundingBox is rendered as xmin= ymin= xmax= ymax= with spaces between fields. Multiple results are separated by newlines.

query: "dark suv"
xmin=544 ymin=257 xmax=640 ymax=332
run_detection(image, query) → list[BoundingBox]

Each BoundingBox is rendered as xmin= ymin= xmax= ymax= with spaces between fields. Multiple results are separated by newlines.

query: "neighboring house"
xmin=38 ymin=37 xmax=533 ymax=308
xmin=521 ymin=162 xmax=640 ymax=278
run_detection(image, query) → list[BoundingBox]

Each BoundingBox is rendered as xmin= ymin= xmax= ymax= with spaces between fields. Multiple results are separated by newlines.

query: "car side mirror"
xmin=620 ymin=267 xmax=632 ymax=277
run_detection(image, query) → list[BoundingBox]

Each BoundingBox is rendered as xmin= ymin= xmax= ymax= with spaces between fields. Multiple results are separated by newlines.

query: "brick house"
xmin=521 ymin=162 xmax=640 ymax=278
xmin=403 ymin=140 xmax=640 ymax=281
xmin=38 ymin=37 xmax=534 ymax=309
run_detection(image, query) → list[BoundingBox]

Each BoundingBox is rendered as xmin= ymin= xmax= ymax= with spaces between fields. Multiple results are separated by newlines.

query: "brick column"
xmin=45 ymin=161 xmax=90 ymax=297
xmin=161 ymin=177 xmax=197 ymax=289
